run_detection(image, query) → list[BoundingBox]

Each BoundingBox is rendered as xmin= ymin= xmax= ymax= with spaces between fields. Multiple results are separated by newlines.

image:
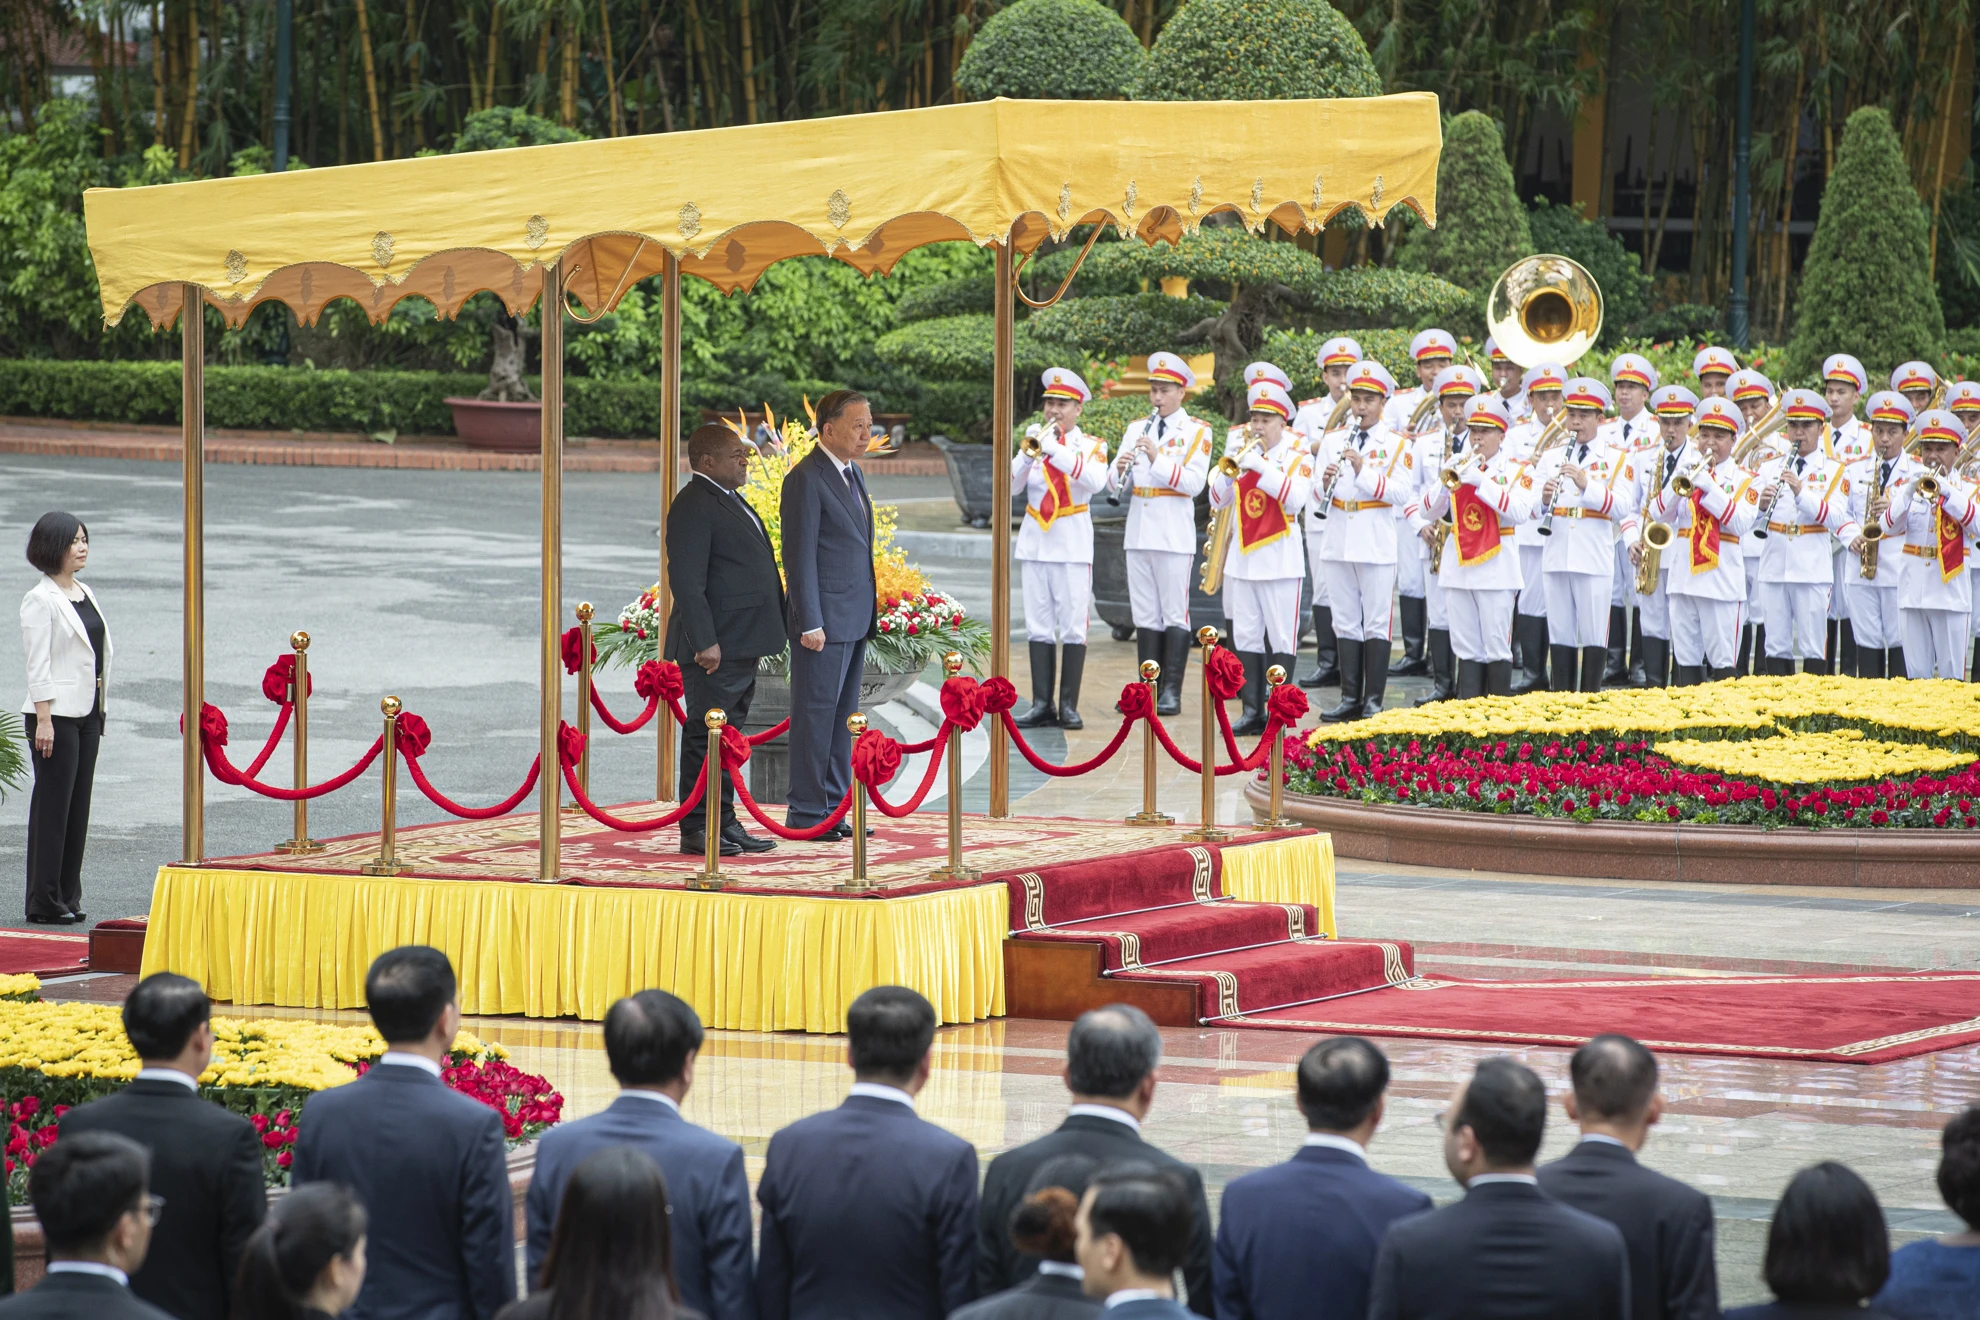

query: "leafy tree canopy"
xmin=955 ymin=0 xmax=1146 ymax=100
xmin=1525 ymin=198 xmax=1651 ymax=348
xmin=1131 ymin=0 xmax=1380 ymax=101
xmin=1391 ymin=111 xmax=1532 ymax=312
xmin=450 ymin=106 xmax=589 ymax=153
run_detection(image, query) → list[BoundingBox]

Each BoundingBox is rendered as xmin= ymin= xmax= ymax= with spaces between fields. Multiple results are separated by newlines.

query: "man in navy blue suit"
xmin=523 ymin=990 xmax=754 ymax=1319
xmin=1213 ymin=1036 xmax=1432 ymax=1320
xmin=290 ymin=947 xmax=515 ymax=1320
xmin=755 ymin=985 xmax=979 ymax=1320
xmin=779 ymin=389 xmax=879 ymax=837
xmin=1073 ymin=1166 xmax=1197 ymax=1320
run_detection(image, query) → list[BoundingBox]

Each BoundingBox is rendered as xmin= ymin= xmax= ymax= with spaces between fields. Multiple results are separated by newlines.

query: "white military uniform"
xmin=1617 ymin=436 xmax=1698 ymax=646
xmin=1209 ymin=430 xmax=1313 ymax=653
xmin=1879 ymin=419 xmax=1979 ymax=679
xmin=1014 ymin=422 xmax=1110 ymax=644
xmin=1423 ymin=445 xmax=1535 ymax=662
xmin=1385 ymin=383 xmax=1434 ymax=601
xmin=1752 ymin=444 xmax=1856 ymax=664
xmin=1841 ymin=449 xmax=1913 ymax=653
xmin=1652 ymin=440 xmax=1761 ymax=670
xmin=1316 ymin=415 xmax=1410 ymax=642
xmin=1599 ymin=406 xmax=1659 ymax=610
xmin=1120 ymin=405 xmax=1212 ymax=631
xmin=1535 ymin=430 xmax=1626 ymax=649
xmin=1294 ymin=391 xmax=1349 ymax=610
xmin=1407 ymin=414 xmax=1469 ymax=633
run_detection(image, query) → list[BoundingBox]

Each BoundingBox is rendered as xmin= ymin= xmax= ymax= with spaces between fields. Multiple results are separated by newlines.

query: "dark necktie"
xmin=1620 ymin=420 xmax=1631 ymax=447
xmin=1661 ymin=451 xmax=1673 ymax=487
xmin=1794 ymin=455 xmax=1806 ymax=475
xmin=1575 ymin=443 xmax=1588 ymax=464
xmin=1451 ymin=430 xmax=1465 ymax=454
xmin=1353 ymin=428 xmax=1367 ymax=450
xmin=1881 ymin=460 xmax=1893 ymax=488
xmin=1156 ymin=417 xmax=1167 ymax=442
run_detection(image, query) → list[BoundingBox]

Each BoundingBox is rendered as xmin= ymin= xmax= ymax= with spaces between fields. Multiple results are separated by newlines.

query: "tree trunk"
xmin=482 ymin=1 xmax=502 ymax=111
xmin=597 ymin=0 xmax=620 ymax=133
xmin=353 ymin=0 xmax=385 ymax=160
xmin=153 ymin=1 xmax=167 ymax=148
xmin=178 ymin=0 xmax=199 ymax=168
xmin=559 ymin=11 xmax=579 ymax=127
xmin=739 ymin=0 xmax=759 ymax=122
xmin=404 ymin=0 xmax=426 ymax=150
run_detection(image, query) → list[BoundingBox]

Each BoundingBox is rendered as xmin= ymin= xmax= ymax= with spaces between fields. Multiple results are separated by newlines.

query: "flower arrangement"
xmin=1652 ymin=729 xmax=1976 ymax=783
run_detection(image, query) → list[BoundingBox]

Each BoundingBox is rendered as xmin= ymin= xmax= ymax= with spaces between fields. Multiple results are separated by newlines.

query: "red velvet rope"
xmin=589 ymin=686 xmax=659 ymax=734
xmin=559 ymin=755 xmax=708 ymax=832
xmin=240 ymin=704 xmax=292 ymax=780
xmin=731 ymin=774 xmax=855 ymax=840
xmin=200 ymin=704 xmax=384 ymax=800
xmin=402 ymin=751 xmax=541 ymax=820
xmin=1000 ymin=709 xmax=1139 ymax=778
xmin=1216 ymin=703 xmax=1279 ymax=772
xmin=863 ymin=729 xmax=951 ymax=818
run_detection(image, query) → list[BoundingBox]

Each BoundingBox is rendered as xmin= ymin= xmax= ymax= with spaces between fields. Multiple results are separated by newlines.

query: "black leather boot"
xmin=1640 ymin=636 xmax=1669 ymax=688
xmin=1751 ymin=625 xmax=1766 ymax=675
xmin=1579 ymin=644 xmax=1607 ymax=693
xmin=1232 ymin=651 xmax=1268 ymax=735
xmin=1389 ymin=596 xmax=1429 ymax=675
xmin=1673 ymin=664 xmax=1705 ymax=687
xmin=1888 ymin=646 xmax=1907 ymax=679
xmin=1300 ymin=605 xmax=1339 ymax=688
xmin=1708 ymin=665 xmax=1737 ymax=682
xmin=1485 ymin=659 xmax=1513 ymax=696
xmin=1972 ymin=638 xmax=1980 ymax=682
xmin=1823 ymin=619 xmax=1840 ymax=674
xmin=1361 ymin=638 xmax=1392 ymax=716
xmin=1320 ymin=636 xmax=1365 ymax=722
xmin=1158 ymin=627 xmax=1189 ymax=716
xmin=1733 ymin=624 xmax=1754 ymax=677
xmin=1057 ymin=644 xmax=1086 ymax=730
xmin=1856 ymin=644 xmax=1884 ymax=680
xmin=1014 ymin=641 xmax=1057 ymax=726
xmin=1838 ymin=618 xmax=1857 ymax=676
xmin=1455 ymin=658 xmax=1487 ymax=700
xmin=1627 ymin=611 xmax=1648 ymax=687
xmin=1801 ymin=657 xmax=1827 ymax=675
xmin=1417 ymin=629 xmax=1455 ymax=705
xmin=1267 ymin=652 xmax=1298 ymax=710
xmin=1136 ymin=628 xmax=1161 ymax=684
xmin=1602 ymin=606 xmax=1628 ymax=685
xmin=1549 ymin=643 xmax=1580 ymax=692
xmin=1510 ymin=614 xmax=1549 ymax=694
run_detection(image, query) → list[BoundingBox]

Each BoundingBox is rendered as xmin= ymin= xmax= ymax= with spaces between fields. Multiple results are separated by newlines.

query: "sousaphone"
xmin=1484 ymin=255 xmax=1605 ymax=369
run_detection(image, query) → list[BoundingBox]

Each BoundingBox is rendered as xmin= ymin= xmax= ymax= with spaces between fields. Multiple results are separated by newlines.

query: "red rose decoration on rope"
xmin=939 ymin=675 xmax=986 ymax=731
xmin=1205 ymin=646 xmax=1246 ymax=700
xmin=199 ymin=703 xmax=228 ymax=746
xmin=635 ymin=660 xmax=683 ymax=702
xmin=851 ymin=728 xmax=903 ymax=784
xmin=560 ymin=627 xmax=597 ymax=675
xmin=557 ymin=721 xmax=587 ymax=768
xmin=979 ymin=676 xmax=1019 ymax=714
xmin=394 ymin=711 xmax=433 ymax=758
xmin=261 ymin=655 xmax=311 ymax=704
xmin=718 ymin=724 xmax=751 ymax=770
xmin=1266 ymin=684 xmax=1309 ymax=725
xmin=1116 ymin=681 xmax=1153 ymax=720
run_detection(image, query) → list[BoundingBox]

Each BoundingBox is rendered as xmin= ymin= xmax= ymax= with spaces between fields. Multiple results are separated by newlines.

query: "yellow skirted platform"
xmin=141 ymin=833 xmax=1335 ymax=1032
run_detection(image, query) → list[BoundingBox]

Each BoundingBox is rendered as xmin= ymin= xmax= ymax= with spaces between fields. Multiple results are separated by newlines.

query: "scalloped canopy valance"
xmin=83 ymin=93 xmax=1441 ymax=330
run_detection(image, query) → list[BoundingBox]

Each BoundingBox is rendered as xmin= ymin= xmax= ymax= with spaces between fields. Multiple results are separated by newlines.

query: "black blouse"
xmin=69 ymin=592 xmax=105 ymax=679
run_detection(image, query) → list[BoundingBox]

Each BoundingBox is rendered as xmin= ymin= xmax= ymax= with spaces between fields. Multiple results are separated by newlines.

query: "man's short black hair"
xmin=815 ymin=389 xmax=869 ymax=428
xmin=122 ymin=972 xmax=211 ymax=1062
xmin=1066 ymin=1006 xmax=1161 ymax=1099
xmin=1455 ymin=1056 xmax=1547 ymax=1168
xmin=846 ymin=985 xmax=935 ymax=1084
xmin=1569 ymin=1034 xmax=1659 ymax=1121
xmin=1084 ymin=1164 xmax=1193 ymax=1277
xmin=363 ymin=946 xmax=457 ymax=1044
xmin=602 ymin=990 xmax=704 ymax=1087
xmin=687 ymin=423 xmax=739 ymax=467
xmin=25 ymin=512 xmax=86 ymax=577
xmin=1296 ymin=1036 xmax=1389 ymax=1131
xmin=33 ymin=1131 xmax=149 ymax=1253
xmin=1764 ymin=1162 xmax=1890 ymax=1304
xmin=1941 ymin=1106 xmax=1980 ymax=1230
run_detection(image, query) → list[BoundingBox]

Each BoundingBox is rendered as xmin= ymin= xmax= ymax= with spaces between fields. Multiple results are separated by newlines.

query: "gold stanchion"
xmin=1126 ymin=658 xmax=1173 ymax=826
xmin=1182 ymin=626 xmax=1231 ymax=842
xmin=687 ymin=708 xmax=729 ymax=892
xmin=575 ymin=602 xmax=594 ymax=801
xmin=360 ymin=696 xmax=408 ymax=876
xmin=180 ymin=281 xmax=205 ymax=865
xmin=839 ymin=712 xmax=877 ymax=893
xmin=927 ymin=653 xmax=980 ymax=884
xmin=656 ymin=250 xmax=681 ymax=804
xmin=1254 ymin=665 xmax=1296 ymax=829
xmin=273 ymin=630 xmax=323 ymax=854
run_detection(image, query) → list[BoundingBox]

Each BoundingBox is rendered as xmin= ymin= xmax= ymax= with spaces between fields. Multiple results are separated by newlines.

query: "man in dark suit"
xmin=1537 ymin=1034 xmax=1719 ymax=1320
xmin=290 ymin=946 xmax=515 ymax=1320
xmin=1213 ymin=1036 xmax=1432 ymax=1320
xmin=0 ymin=1131 xmax=172 ymax=1320
xmin=976 ymin=1006 xmax=1214 ymax=1315
xmin=1073 ymin=1166 xmax=1197 ymax=1320
xmin=56 ymin=973 xmax=265 ymax=1320
xmin=667 ymin=422 xmax=789 ymax=856
xmin=779 ymin=389 xmax=878 ymax=837
xmin=1368 ymin=1056 xmax=1630 ymax=1320
xmin=524 ymin=989 xmax=753 ymax=1319
xmin=756 ymin=986 xmax=978 ymax=1320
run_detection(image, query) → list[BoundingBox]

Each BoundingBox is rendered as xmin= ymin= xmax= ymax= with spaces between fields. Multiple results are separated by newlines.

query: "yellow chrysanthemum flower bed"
xmin=1653 ymin=729 xmax=1978 ymax=784
xmin=0 ymin=976 xmax=39 ymax=1002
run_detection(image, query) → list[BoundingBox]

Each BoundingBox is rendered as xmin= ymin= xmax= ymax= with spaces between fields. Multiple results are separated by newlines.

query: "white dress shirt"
xmin=1067 ymin=1103 xmax=1140 ymax=1133
xmin=848 ymin=1081 xmax=916 ymax=1110
xmin=618 ymin=1088 xmax=682 ymax=1114
xmin=378 ymin=1051 xmax=443 ymax=1077
xmin=1468 ymin=1172 xmax=1539 ymax=1187
xmin=47 ymin=1261 xmax=130 ymax=1285
xmin=1037 ymin=1261 xmax=1085 ymax=1280
xmin=1301 ymin=1132 xmax=1368 ymax=1161
xmin=1105 ymin=1289 xmax=1167 ymax=1309
xmin=134 ymin=1067 xmax=199 ymax=1090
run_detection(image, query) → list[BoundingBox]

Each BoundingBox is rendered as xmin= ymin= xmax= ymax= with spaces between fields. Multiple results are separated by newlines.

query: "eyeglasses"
xmin=138 ymin=1193 xmax=166 ymax=1226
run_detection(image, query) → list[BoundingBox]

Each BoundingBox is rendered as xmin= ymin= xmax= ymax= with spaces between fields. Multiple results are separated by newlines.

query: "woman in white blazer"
xmin=20 ymin=512 xmax=110 ymax=924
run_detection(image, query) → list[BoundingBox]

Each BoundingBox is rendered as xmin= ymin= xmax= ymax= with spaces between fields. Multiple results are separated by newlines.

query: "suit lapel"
xmin=816 ymin=448 xmax=868 ymax=532
xmin=40 ymin=579 xmax=90 ymax=644
xmin=704 ymin=476 xmax=770 ymax=546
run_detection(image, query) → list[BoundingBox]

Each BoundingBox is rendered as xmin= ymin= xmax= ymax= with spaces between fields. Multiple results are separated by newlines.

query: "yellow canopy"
xmin=84 ymin=93 xmax=1441 ymax=329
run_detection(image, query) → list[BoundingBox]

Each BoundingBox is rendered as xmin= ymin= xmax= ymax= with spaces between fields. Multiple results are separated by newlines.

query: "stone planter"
xmin=744 ymin=663 xmax=921 ymax=804
xmin=931 ymin=435 xmax=1024 ymax=529
xmin=446 ymin=397 xmax=543 ymax=451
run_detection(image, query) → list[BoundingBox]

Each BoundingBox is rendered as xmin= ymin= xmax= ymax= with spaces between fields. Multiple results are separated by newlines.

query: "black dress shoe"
xmin=25 ymin=913 xmax=75 ymax=925
xmin=722 ymin=823 xmax=777 ymax=854
xmin=823 ymin=822 xmax=876 ymax=841
xmin=66 ymin=911 xmax=85 ymax=923
xmin=679 ymin=832 xmax=743 ymax=857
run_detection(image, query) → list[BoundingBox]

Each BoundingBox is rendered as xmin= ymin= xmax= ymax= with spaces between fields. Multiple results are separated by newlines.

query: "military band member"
xmin=1649 ymin=397 xmax=1761 ymax=682
xmin=1619 ymin=385 xmax=1702 ymax=688
xmin=1386 ymin=329 xmax=1458 ymax=679
xmin=1293 ymin=336 xmax=1362 ymax=689
xmin=1823 ymin=355 xmax=1873 ymax=677
xmin=1315 ymin=360 xmax=1408 ymax=722
xmin=1693 ymin=345 xmax=1739 ymax=397
xmin=1875 ymin=409 xmax=1978 ymax=680
xmin=1404 ymin=364 xmax=1484 ymax=703
xmin=1421 ymin=394 xmax=1537 ymax=698
xmin=1532 ymin=378 xmax=1626 ymax=691
xmin=1840 ymin=392 xmax=1917 ymax=678
xmin=1484 ymin=337 xmax=1528 ymax=420
xmin=1601 ymin=353 xmax=1661 ymax=685
xmin=1753 ymin=388 xmax=1860 ymax=674
xmin=1210 ymin=381 xmax=1314 ymax=734
xmin=1113 ymin=350 xmax=1212 ymax=716
xmin=1012 ymin=368 xmax=1110 ymax=730
xmin=1950 ymin=381 xmax=1980 ymax=681
xmin=1506 ymin=363 xmax=1567 ymax=693
xmin=1726 ymin=367 xmax=1780 ymax=674
xmin=1893 ymin=361 xmax=1941 ymax=416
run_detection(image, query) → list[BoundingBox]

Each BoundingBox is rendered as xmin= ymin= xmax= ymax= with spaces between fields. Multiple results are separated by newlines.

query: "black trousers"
xmin=678 ymin=656 xmax=758 ymax=834
xmin=24 ymin=710 xmax=99 ymax=919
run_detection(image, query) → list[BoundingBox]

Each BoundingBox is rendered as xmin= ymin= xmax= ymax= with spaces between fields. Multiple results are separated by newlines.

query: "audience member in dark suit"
xmin=1725 ymin=1162 xmax=1898 ymax=1320
xmin=232 ymin=1182 xmax=368 ymax=1320
xmin=755 ymin=986 xmax=978 ymax=1320
xmin=952 ymin=1155 xmax=1103 ymax=1320
xmin=1536 ymin=1033 xmax=1718 ymax=1320
xmin=665 ymin=423 xmax=788 ymax=857
xmin=977 ymin=1006 xmax=1213 ymax=1315
xmin=56 ymin=972 xmax=266 ymax=1320
xmin=1368 ymin=1056 xmax=1630 ymax=1320
xmin=1876 ymin=1104 xmax=1980 ymax=1320
xmin=779 ymin=389 xmax=878 ymax=836
xmin=1071 ymin=1166 xmax=1196 ymax=1320
xmin=498 ymin=1148 xmax=705 ymax=1320
xmin=0 ymin=1131 xmax=172 ymax=1320
xmin=1214 ymin=1036 xmax=1432 ymax=1320
xmin=289 ymin=947 xmax=515 ymax=1320
xmin=524 ymin=991 xmax=753 ymax=1319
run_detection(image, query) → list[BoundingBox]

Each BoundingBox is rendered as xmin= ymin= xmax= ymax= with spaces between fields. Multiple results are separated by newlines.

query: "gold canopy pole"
xmin=539 ymin=258 xmax=565 ymax=882
xmin=180 ymin=284 xmax=205 ymax=864
xmin=989 ymin=241 xmax=1014 ymax=818
xmin=657 ymin=250 xmax=681 ymax=802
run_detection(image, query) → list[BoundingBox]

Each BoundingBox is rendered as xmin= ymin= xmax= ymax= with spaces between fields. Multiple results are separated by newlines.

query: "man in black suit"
xmin=756 ymin=986 xmax=978 ymax=1320
xmin=1073 ymin=1167 xmax=1197 ymax=1320
xmin=976 ymin=1006 xmax=1214 ymax=1316
xmin=0 ymin=1131 xmax=171 ymax=1320
xmin=56 ymin=973 xmax=265 ymax=1320
xmin=1213 ymin=1037 xmax=1432 ymax=1320
xmin=1368 ymin=1056 xmax=1629 ymax=1320
xmin=290 ymin=947 xmax=515 ymax=1320
xmin=1537 ymin=1034 xmax=1719 ymax=1320
xmin=667 ymin=422 xmax=789 ymax=857
xmin=779 ymin=389 xmax=878 ymax=838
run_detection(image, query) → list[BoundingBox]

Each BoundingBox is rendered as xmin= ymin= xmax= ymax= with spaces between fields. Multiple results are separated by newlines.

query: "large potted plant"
xmin=446 ymin=310 xmax=541 ymax=451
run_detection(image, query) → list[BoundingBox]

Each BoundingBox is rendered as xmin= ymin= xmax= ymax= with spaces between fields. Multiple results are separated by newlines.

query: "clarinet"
xmin=1107 ymin=403 xmax=1160 ymax=506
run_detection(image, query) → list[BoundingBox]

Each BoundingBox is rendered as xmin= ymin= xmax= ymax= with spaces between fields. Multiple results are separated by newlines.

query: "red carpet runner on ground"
xmin=0 ymin=931 xmax=88 ymax=977
xmin=1003 ymin=844 xmax=1411 ymax=1022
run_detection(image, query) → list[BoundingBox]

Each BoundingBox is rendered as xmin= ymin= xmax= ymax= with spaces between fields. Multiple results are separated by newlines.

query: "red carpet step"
xmin=1002 ymin=842 xmax=1410 ymax=1025
xmin=0 ymin=930 xmax=89 ymax=977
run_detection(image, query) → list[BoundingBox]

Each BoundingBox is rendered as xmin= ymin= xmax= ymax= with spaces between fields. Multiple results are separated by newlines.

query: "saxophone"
xmin=1200 ymin=425 xmax=1260 ymax=595
xmin=1859 ymin=455 xmax=1888 ymax=581
xmin=1634 ymin=449 xmax=1674 ymax=596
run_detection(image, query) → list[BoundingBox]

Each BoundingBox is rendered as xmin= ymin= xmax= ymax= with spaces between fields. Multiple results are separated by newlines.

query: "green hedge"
xmin=1131 ymin=0 xmax=1381 ymax=102
xmin=893 ymin=277 xmax=996 ymax=325
xmin=954 ymin=0 xmax=1146 ymax=100
xmin=872 ymin=314 xmax=1059 ymax=382
xmin=1027 ymin=293 xmax=1228 ymax=358
xmin=1258 ymin=328 xmax=1415 ymax=399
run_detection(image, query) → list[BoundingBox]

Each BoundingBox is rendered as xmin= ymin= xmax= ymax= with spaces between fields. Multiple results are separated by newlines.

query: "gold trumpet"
xmin=1217 ymin=431 xmax=1264 ymax=477
xmin=1917 ymin=472 xmax=1944 ymax=501
xmin=1020 ymin=422 xmax=1057 ymax=459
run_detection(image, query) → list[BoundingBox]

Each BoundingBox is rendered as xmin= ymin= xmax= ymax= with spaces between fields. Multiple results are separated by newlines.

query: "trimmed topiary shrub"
xmin=1259 ymin=328 xmax=1416 ymax=400
xmin=955 ymin=0 xmax=1146 ymax=100
xmin=894 ymin=277 xmax=996 ymax=325
xmin=1130 ymin=0 xmax=1380 ymax=102
xmin=1027 ymin=293 xmax=1230 ymax=358
xmin=1788 ymin=106 xmax=1945 ymax=379
xmin=1525 ymin=198 xmax=1651 ymax=350
xmin=872 ymin=314 xmax=1062 ymax=440
xmin=1391 ymin=111 xmax=1532 ymax=324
